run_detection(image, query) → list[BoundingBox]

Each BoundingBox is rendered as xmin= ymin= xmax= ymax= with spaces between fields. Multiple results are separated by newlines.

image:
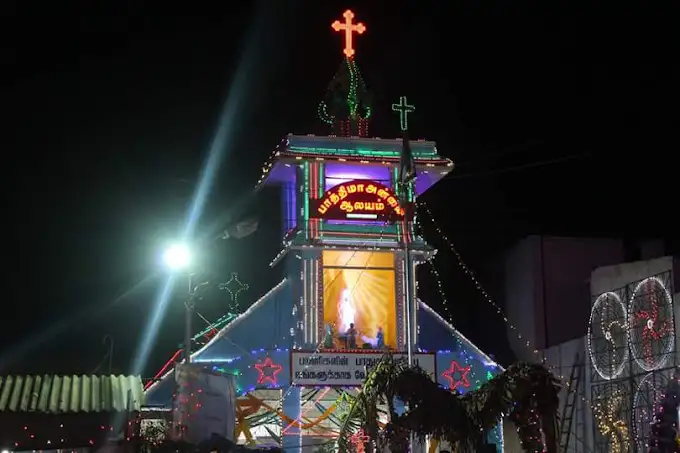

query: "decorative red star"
xmin=255 ymin=357 xmax=282 ymax=385
xmin=442 ymin=360 xmax=471 ymax=391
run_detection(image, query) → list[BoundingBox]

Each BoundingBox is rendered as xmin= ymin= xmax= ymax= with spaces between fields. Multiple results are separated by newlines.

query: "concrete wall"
xmin=504 ymin=236 xmax=541 ymax=362
xmin=541 ymin=338 xmax=592 ymax=453
xmin=501 ymin=418 xmax=523 ymax=453
xmin=590 ymin=256 xmax=674 ymax=295
xmin=541 ymin=237 xmax=625 ymax=346
xmin=504 ymin=236 xmax=623 ymax=361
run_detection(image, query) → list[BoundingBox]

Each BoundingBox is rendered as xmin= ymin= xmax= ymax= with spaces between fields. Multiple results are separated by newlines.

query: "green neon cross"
xmin=391 ymin=95 xmax=415 ymax=132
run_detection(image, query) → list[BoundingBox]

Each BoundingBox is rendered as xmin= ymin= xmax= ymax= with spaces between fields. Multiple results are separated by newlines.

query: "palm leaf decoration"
xmin=337 ymin=354 xmax=560 ymax=453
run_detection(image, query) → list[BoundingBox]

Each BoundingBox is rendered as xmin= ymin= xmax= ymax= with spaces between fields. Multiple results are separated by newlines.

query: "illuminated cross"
xmin=391 ymin=96 xmax=415 ymax=132
xmin=331 ymin=10 xmax=366 ymax=59
xmin=219 ymin=272 xmax=249 ymax=303
xmin=350 ymin=429 xmax=370 ymax=453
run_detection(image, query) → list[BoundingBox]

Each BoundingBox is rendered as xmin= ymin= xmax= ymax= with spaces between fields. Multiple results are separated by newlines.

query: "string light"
xmin=510 ymin=402 xmax=546 ymax=453
xmin=128 ymin=418 xmax=169 ymax=447
xmin=587 ymin=291 xmax=629 ymax=381
xmin=633 ymin=371 xmax=670 ymax=450
xmin=592 ymin=389 xmax=630 ymax=453
xmin=424 ymin=258 xmax=455 ymax=324
xmin=419 ymin=200 xmax=680 ymax=453
xmin=146 ymin=197 xmax=401 ymax=445
xmin=318 ymin=10 xmax=372 ymax=137
xmin=628 ymin=276 xmax=675 ymax=372
xmin=417 ymin=200 xmax=611 ymax=437
xmin=219 ymin=272 xmax=250 ymax=312
xmin=418 ymin=202 xmax=539 ymax=355
xmin=318 ymin=58 xmax=372 ymax=137
xmin=1 ymin=421 xmax=113 ymax=450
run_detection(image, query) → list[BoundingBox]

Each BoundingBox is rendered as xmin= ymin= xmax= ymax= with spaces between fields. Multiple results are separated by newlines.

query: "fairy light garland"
xmin=416 ymin=200 xmax=607 ymax=433
xmin=418 ymin=201 xmax=538 ymax=354
xmin=423 ymin=258 xmax=455 ymax=323
xmin=3 ymin=421 xmax=114 ymax=450
xmin=425 ymin=257 xmax=539 ymax=451
xmin=592 ymin=390 xmax=630 ymax=453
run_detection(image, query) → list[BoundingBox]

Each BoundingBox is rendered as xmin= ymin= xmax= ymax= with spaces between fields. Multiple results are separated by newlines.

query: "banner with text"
xmin=291 ymin=351 xmax=436 ymax=386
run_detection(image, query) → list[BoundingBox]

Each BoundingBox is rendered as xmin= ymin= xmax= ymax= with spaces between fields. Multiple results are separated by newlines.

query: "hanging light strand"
xmin=424 ymin=258 xmax=455 ymax=324
xmin=416 ymin=200 xmax=600 ymax=410
xmin=417 ymin=201 xmax=539 ymax=355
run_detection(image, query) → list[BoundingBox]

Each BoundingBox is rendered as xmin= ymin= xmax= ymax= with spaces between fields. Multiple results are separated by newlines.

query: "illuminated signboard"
xmin=291 ymin=351 xmax=435 ymax=386
xmin=311 ymin=179 xmax=411 ymax=221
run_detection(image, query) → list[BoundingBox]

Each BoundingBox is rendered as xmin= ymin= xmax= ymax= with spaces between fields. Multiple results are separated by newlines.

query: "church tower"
xmin=259 ymin=10 xmax=453 ymax=352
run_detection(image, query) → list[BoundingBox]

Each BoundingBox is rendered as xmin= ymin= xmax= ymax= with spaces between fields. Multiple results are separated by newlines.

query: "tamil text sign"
xmin=291 ymin=351 xmax=436 ymax=386
xmin=310 ymin=179 xmax=412 ymax=221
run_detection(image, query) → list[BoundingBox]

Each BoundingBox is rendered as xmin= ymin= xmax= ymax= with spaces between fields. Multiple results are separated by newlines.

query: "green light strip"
xmin=303 ymin=162 xmax=310 ymax=240
xmin=193 ymin=314 xmax=237 ymax=340
xmin=288 ymin=146 xmax=437 ymax=158
xmin=318 ymin=163 xmax=324 ymax=235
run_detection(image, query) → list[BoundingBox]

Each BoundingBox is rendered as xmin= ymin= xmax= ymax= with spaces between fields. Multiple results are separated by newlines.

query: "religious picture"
xmin=322 ymin=250 xmax=397 ymax=349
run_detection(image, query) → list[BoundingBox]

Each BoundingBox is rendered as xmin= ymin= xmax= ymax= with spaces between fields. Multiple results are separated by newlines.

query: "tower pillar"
xmin=281 ymin=387 xmax=302 ymax=453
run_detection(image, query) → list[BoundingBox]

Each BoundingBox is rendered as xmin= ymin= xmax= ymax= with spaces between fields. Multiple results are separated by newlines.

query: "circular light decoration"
xmin=588 ymin=291 xmax=629 ymax=380
xmin=628 ymin=276 xmax=674 ymax=372
xmin=633 ymin=371 xmax=670 ymax=452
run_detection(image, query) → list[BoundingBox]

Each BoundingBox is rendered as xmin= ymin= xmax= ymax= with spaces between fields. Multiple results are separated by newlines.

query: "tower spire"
xmin=318 ymin=10 xmax=372 ymax=137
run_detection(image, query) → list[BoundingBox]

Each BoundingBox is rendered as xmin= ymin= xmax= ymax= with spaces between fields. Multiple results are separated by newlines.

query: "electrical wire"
xmin=442 ymin=153 xmax=587 ymax=181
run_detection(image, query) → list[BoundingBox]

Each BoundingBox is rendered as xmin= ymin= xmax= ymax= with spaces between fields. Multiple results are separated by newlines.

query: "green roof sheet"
xmin=0 ymin=374 xmax=144 ymax=413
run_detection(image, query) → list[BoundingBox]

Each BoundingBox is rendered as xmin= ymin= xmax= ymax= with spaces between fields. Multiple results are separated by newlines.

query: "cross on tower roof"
xmin=331 ymin=10 xmax=366 ymax=59
xmin=392 ymin=96 xmax=415 ymax=132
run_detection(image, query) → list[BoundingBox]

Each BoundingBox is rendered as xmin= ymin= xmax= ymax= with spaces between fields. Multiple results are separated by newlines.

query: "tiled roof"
xmin=0 ymin=374 xmax=144 ymax=413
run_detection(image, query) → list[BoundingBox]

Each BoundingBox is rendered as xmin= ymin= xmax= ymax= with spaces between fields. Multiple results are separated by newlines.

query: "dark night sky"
xmin=2 ymin=2 xmax=679 ymax=378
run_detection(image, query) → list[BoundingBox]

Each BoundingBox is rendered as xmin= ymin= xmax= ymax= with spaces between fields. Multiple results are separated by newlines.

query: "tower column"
xmin=300 ymin=249 xmax=322 ymax=348
xmin=396 ymin=249 xmax=420 ymax=351
xmin=281 ymin=387 xmax=302 ymax=453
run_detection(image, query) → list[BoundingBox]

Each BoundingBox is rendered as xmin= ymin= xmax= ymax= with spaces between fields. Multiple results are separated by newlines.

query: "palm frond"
xmin=336 ymin=391 xmax=369 ymax=453
xmin=336 ymin=352 xmax=560 ymax=453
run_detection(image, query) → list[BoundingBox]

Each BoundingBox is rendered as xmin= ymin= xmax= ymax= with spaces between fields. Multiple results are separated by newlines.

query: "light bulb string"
xmin=416 ymin=201 xmax=609 ymax=416
xmin=423 ymin=259 xmax=455 ymax=324
xmin=280 ymin=211 xmax=397 ymax=406
xmin=417 ymin=201 xmax=544 ymax=358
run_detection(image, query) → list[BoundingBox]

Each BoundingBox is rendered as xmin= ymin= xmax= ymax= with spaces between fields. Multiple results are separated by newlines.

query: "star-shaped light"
xmin=255 ymin=357 xmax=282 ymax=386
xmin=442 ymin=361 xmax=471 ymax=391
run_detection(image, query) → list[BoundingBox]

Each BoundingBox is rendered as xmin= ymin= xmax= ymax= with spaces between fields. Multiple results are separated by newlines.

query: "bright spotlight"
xmin=2 ymin=449 xmax=11 ymax=453
xmin=162 ymin=243 xmax=191 ymax=271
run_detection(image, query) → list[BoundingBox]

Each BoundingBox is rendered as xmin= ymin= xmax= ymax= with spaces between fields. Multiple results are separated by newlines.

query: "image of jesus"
xmin=338 ymin=288 xmax=356 ymax=333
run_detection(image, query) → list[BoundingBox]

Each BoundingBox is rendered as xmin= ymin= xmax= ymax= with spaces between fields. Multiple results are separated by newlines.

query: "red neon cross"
xmin=255 ymin=357 xmax=282 ymax=385
xmin=350 ymin=429 xmax=370 ymax=453
xmin=442 ymin=361 xmax=471 ymax=391
xmin=331 ymin=10 xmax=366 ymax=58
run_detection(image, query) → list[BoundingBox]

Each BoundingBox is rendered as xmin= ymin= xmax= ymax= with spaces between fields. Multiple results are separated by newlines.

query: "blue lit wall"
xmin=144 ymin=284 xmax=504 ymax=453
